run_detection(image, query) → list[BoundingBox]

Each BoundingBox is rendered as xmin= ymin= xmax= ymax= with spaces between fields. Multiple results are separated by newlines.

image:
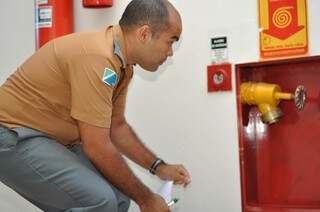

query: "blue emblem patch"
xmin=102 ymin=68 xmax=118 ymax=88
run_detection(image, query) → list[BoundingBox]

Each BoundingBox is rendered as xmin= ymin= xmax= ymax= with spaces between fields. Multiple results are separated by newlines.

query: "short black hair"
xmin=119 ymin=0 xmax=170 ymax=33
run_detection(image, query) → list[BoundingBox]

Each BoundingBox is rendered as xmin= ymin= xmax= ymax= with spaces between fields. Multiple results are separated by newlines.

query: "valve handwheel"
xmin=294 ymin=85 xmax=307 ymax=111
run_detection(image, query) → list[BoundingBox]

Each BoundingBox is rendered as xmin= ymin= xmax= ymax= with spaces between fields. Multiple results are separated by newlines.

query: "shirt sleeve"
xmin=112 ymin=67 xmax=133 ymax=118
xmin=68 ymin=54 xmax=119 ymax=128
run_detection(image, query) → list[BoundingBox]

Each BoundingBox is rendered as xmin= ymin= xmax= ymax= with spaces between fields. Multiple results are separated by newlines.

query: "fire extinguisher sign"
xmin=36 ymin=6 xmax=52 ymax=28
xmin=259 ymin=0 xmax=308 ymax=59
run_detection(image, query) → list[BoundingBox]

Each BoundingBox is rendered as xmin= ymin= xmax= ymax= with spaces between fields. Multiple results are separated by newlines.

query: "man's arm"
xmin=110 ymin=116 xmax=191 ymax=186
xmin=110 ymin=116 xmax=156 ymax=170
xmin=78 ymin=121 xmax=170 ymax=212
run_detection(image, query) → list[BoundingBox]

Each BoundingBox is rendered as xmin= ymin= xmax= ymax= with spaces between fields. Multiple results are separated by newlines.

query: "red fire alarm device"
xmin=207 ymin=63 xmax=232 ymax=92
xmin=83 ymin=0 xmax=113 ymax=8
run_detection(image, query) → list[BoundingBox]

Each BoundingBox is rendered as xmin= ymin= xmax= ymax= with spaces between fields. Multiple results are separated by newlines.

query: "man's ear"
xmin=136 ymin=25 xmax=153 ymax=43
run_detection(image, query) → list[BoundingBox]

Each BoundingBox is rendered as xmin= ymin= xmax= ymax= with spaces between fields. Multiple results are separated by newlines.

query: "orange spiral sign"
xmin=259 ymin=0 xmax=308 ymax=59
xmin=272 ymin=7 xmax=292 ymax=29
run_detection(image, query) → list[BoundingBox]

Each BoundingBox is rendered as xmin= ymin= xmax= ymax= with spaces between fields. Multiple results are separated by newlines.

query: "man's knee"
xmin=86 ymin=189 xmax=131 ymax=212
xmin=84 ymin=190 xmax=118 ymax=212
xmin=118 ymin=194 xmax=131 ymax=212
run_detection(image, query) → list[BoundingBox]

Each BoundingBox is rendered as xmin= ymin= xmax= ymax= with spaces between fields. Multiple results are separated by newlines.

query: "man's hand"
xmin=155 ymin=164 xmax=191 ymax=187
xmin=139 ymin=193 xmax=170 ymax=212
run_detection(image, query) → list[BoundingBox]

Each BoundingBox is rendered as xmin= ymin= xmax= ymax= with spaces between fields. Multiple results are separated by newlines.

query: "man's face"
xmin=139 ymin=18 xmax=182 ymax=71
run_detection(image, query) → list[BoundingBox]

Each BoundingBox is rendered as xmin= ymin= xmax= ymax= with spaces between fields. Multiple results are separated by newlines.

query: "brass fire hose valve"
xmin=240 ymin=82 xmax=306 ymax=124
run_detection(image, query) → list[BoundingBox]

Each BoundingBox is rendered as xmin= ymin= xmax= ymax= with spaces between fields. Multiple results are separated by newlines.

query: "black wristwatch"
xmin=149 ymin=158 xmax=166 ymax=175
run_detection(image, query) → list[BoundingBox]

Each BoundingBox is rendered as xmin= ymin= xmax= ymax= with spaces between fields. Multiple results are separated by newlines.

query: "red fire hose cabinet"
xmin=236 ymin=56 xmax=320 ymax=212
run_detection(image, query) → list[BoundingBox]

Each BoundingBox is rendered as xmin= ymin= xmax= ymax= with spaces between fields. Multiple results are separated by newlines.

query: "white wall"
xmin=0 ymin=1 xmax=319 ymax=212
xmin=0 ymin=1 xmax=35 ymax=84
xmin=0 ymin=2 xmax=40 ymax=212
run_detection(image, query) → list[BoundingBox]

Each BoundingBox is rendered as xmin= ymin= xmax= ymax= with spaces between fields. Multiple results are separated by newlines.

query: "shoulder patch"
xmin=102 ymin=68 xmax=118 ymax=88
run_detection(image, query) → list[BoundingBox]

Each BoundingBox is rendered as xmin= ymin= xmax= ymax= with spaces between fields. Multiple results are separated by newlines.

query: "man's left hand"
xmin=155 ymin=164 xmax=191 ymax=187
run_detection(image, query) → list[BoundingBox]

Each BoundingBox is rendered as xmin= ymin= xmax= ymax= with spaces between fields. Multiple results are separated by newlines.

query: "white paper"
xmin=157 ymin=181 xmax=173 ymax=203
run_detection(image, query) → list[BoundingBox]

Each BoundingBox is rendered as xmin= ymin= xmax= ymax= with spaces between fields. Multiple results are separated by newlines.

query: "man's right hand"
xmin=139 ymin=193 xmax=170 ymax=212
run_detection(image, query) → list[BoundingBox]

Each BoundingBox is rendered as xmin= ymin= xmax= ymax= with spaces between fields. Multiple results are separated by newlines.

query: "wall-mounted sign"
xmin=259 ymin=0 xmax=308 ymax=59
xmin=210 ymin=36 xmax=228 ymax=64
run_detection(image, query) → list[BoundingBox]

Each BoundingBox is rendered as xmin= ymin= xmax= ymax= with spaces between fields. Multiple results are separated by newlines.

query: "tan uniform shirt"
xmin=0 ymin=25 xmax=133 ymax=145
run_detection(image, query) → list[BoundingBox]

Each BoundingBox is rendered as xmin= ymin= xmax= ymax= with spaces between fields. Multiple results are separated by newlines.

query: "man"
xmin=0 ymin=0 xmax=191 ymax=211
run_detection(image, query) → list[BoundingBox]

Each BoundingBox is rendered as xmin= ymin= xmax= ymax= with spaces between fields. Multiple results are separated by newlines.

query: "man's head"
xmin=119 ymin=0 xmax=182 ymax=71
